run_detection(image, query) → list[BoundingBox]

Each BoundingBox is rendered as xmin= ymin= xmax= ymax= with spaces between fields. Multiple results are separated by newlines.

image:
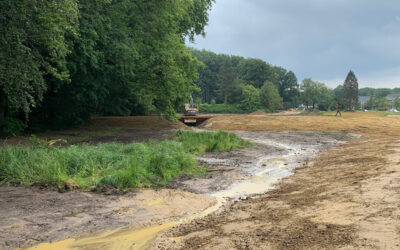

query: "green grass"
xmin=199 ymin=103 xmax=245 ymax=114
xmin=175 ymin=130 xmax=250 ymax=154
xmin=0 ymin=130 xmax=249 ymax=190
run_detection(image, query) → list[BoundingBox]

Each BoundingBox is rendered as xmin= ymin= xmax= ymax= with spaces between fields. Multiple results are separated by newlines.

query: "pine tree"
xmin=217 ymin=63 xmax=237 ymax=104
xmin=343 ymin=71 xmax=359 ymax=111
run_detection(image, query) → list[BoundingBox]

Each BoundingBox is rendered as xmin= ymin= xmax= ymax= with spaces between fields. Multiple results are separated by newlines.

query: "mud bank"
xmin=0 ymin=131 xmax=343 ymax=249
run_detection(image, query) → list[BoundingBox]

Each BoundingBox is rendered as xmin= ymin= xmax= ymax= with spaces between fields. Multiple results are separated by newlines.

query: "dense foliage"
xmin=260 ymin=81 xmax=283 ymax=112
xmin=0 ymin=0 xmax=214 ymax=135
xmin=0 ymin=130 xmax=249 ymax=190
xmin=300 ymin=79 xmax=335 ymax=110
xmin=190 ymin=49 xmax=300 ymax=111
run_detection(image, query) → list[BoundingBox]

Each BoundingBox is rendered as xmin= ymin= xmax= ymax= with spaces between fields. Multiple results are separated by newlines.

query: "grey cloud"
xmin=189 ymin=0 xmax=400 ymax=88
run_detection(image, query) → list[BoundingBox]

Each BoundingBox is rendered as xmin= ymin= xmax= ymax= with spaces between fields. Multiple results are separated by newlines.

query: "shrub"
xmin=0 ymin=117 xmax=26 ymax=137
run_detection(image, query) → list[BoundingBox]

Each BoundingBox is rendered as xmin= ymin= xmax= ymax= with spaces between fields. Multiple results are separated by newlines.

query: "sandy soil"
xmin=0 ymin=188 xmax=215 ymax=249
xmin=200 ymin=114 xmax=400 ymax=138
xmin=152 ymin=137 xmax=400 ymax=249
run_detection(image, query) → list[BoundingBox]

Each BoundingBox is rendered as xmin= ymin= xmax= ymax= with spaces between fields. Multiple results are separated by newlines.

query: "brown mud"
xmin=0 ymin=188 xmax=214 ymax=249
xmin=0 ymin=129 xmax=341 ymax=249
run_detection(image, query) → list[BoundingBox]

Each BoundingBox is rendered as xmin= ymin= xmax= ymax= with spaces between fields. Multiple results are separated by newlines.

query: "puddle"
xmin=28 ymin=222 xmax=178 ymax=250
xmin=146 ymin=199 xmax=165 ymax=206
xmin=27 ymin=134 xmax=332 ymax=250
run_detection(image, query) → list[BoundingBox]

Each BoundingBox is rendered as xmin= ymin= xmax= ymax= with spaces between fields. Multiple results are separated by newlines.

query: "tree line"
xmin=0 ymin=0 xmax=213 ymax=136
xmin=191 ymin=50 xmax=366 ymax=113
xmin=190 ymin=49 xmax=299 ymax=112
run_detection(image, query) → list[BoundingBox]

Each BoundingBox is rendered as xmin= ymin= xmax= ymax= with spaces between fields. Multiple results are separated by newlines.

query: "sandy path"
xmin=152 ymin=137 xmax=400 ymax=249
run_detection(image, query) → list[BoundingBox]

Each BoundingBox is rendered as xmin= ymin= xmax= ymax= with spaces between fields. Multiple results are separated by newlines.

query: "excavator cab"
xmin=184 ymin=98 xmax=198 ymax=116
xmin=184 ymin=103 xmax=198 ymax=116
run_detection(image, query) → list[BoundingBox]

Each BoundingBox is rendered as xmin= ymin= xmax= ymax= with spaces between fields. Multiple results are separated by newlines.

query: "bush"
xmin=0 ymin=117 xmax=26 ymax=137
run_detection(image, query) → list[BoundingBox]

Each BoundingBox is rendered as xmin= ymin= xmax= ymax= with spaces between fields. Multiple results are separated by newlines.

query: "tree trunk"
xmin=0 ymin=90 xmax=6 ymax=122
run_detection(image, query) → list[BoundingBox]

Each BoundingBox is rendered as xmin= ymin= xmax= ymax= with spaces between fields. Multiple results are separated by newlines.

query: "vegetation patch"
xmin=0 ymin=131 xmax=249 ymax=190
xmin=199 ymin=103 xmax=246 ymax=114
xmin=175 ymin=130 xmax=250 ymax=154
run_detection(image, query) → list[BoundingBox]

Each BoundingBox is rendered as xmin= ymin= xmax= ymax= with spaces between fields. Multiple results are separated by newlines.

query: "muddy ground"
xmin=0 ymin=188 xmax=215 ymax=249
xmin=1 ymin=114 xmax=400 ymax=249
xmin=152 ymin=137 xmax=400 ymax=249
xmin=0 ymin=128 xmax=342 ymax=249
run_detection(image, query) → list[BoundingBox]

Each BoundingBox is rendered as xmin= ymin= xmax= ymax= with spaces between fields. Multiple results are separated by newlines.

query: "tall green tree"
xmin=343 ymin=71 xmax=359 ymax=111
xmin=365 ymin=96 xmax=376 ymax=110
xmin=237 ymin=58 xmax=274 ymax=88
xmin=0 ymin=0 xmax=78 ymax=123
xmin=260 ymin=81 xmax=283 ymax=111
xmin=217 ymin=62 xmax=237 ymax=104
xmin=300 ymin=79 xmax=334 ymax=110
xmin=29 ymin=0 xmax=214 ymax=130
xmin=277 ymin=70 xmax=299 ymax=107
xmin=240 ymin=85 xmax=260 ymax=112
xmin=394 ymin=97 xmax=400 ymax=110
xmin=377 ymin=97 xmax=389 ymax=110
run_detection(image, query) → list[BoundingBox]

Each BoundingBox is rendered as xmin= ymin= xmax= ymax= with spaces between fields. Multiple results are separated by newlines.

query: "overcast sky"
xmin=188 ymin=0 xmax=400 ymax=88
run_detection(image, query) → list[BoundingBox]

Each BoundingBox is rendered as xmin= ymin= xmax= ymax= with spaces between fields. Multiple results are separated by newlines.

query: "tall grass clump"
xmin=0 ymin=141 xmax=202 ymax=190
xmin=174 ymin=130 xmax=250 ymax=154
xmin=0 ymin=131 xmax=249 ymax=190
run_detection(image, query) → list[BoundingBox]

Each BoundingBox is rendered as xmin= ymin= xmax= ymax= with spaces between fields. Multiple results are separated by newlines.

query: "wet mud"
xmin=0 ymin=131 xmax=343 ymax=249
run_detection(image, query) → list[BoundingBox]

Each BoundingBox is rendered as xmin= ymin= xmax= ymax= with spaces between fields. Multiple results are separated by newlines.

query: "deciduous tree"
xmin=260 ymin=81 xmax=283 ymax=111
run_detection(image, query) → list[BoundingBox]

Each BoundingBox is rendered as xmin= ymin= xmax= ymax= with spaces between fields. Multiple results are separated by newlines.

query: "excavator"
xmin=179 ymin=97 xmax=210 ymax=126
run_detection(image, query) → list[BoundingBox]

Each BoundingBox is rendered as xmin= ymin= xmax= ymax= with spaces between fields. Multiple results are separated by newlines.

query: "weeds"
xmin=174 ymin=130 xmax=250 ymax=154
xmin=0 ymin=130 xmax=249 ymax=190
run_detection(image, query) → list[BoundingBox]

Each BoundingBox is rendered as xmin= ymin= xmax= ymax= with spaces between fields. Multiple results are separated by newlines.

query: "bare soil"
xmin=2 ymin=114 xmax=400 ymax=249
xmin=200 ymin=113 xmax=400 ymax=138
xmin=0 ymin=187 xmax=215 ymax=249
xmin=152 ymin=137 xmax=400 ymax=249
xmin=0 ymin=116 xmax=186 ymax=146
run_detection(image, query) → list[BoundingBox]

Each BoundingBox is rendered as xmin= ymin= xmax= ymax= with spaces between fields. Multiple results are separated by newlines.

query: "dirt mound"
xmin=249 ymin=110 xmax=268 ymax=115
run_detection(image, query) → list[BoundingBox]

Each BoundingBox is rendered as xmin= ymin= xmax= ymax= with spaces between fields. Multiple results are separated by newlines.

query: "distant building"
xmin=386 ymin=94 xmax=400 ymax=103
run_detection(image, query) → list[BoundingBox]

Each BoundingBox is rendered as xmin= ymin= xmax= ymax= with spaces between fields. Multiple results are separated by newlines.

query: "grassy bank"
xmin=0 ymin=130 xmax=249 ymax=190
